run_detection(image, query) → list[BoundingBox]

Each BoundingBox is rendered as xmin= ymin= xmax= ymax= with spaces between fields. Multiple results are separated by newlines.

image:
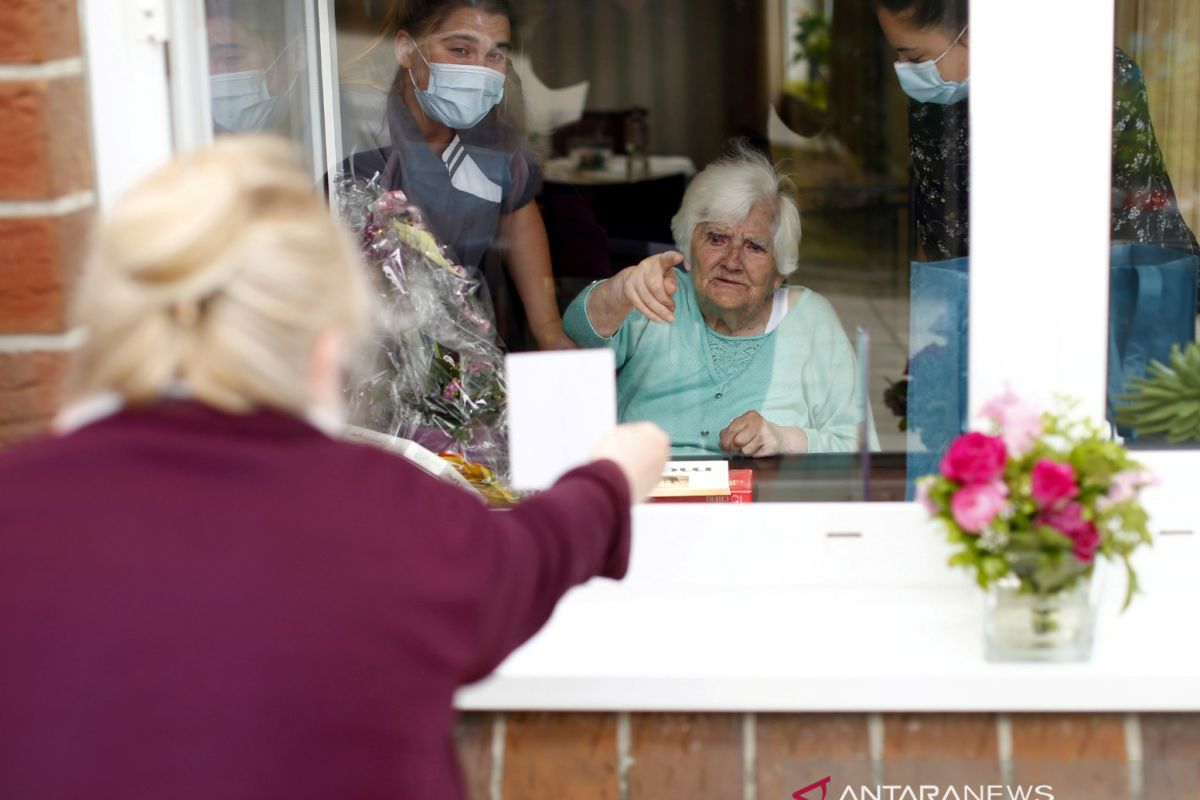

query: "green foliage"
xmin=790 ymin=11 xmax=831 ymax=108
xmin=1116 ymin=341 xmax=1200 ymax=442
xmin=792 ymin=11 xmax=831 ymax=68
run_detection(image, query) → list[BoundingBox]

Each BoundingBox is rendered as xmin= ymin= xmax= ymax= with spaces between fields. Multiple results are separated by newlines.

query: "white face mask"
xmin=893 ymin=25 xmax=969 ymax=105
xmin=210 ymin=69 xmax=276 ymax=131
xmin=209 ymin=42 xmax=299 ymax=132
xmin=409 ymin=47 xmax=506 ymax=130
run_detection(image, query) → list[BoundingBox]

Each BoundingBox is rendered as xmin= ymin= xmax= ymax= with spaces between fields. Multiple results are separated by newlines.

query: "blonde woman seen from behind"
xmin=0 ymin=135 xmax=667 ymax=800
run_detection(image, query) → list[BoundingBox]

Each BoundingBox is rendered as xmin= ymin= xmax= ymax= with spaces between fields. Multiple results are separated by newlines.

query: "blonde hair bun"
xmin=67 ymin=135 xmax=372 ymax=414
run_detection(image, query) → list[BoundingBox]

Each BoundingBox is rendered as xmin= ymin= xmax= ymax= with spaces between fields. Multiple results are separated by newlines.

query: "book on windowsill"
xmin=648 ymin=460 xmax=754 ymax=503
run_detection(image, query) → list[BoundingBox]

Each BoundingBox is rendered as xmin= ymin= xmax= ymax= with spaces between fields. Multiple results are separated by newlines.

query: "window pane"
xmin=205 ymin=0 xmax=322 ymax=178
xmin=331 ymin=0 xmax=979 ymax=501
xmin=1108 ymin=2 xmax=1200 ymax=449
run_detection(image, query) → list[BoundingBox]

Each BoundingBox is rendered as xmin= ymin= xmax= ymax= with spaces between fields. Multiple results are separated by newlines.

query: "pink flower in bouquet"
xmin=1097 ymin=469 xmax=1158 ymax=510
xmin=940 ymin=432 xmax=1007 ymax=485
xmin=1030 ymin=459 xmax=1079 ymax=509
xmin=914 ymin=477 xmax=938 ymax=515
xmin=1072 ymin=523 xmax=1101 ymax=564
xmin=950 ymin=481 xmax=1008 ymax=533
xmin=1037 ymin=502 xmax=1100 ymax=563
xmin=980 ymin=388 xmax=1043 ymax=457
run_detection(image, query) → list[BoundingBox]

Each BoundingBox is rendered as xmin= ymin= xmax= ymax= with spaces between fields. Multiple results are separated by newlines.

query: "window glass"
xmin=1108 ymin=1 xmax=1200 ymax=450
xmin=205 ymin=0 xmax=322 ymax=177
xmin=327 ymin=0 xmax=976 ymax=502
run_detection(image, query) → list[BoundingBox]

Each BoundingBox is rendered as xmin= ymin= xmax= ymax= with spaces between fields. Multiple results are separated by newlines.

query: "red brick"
xmin=757 ymin=714 xmax=872 ymax=800
xmin=454 ymin=712 xmax=494 ymax=800
xmin=0 ymin=0 xmax=81 ymax=64
xmin=628 ymin=713 xmax=742 ymax=800
xmin=0 ymin=208 xmax=91 ymax=334
xmin=502 ymin=712 xmax=618 ymax=800
xmin=0 ymin=76 xmax=94 ymax=199
xmin=1010 ymin=714 xmax=1128 ymax=800
xmin=1140 ymin=714 xmax=1200 ymax=800
xmin=882 ymin=714 xmax=1001 ymax=787
xmin=0 ymin=349 xmax=67 ymax=447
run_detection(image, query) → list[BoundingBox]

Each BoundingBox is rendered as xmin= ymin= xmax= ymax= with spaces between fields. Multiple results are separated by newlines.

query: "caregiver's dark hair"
xmin=385 ymin=0 xmax=518 ymax=42
xmin=876 ymin=0 xmax=968 ymax=31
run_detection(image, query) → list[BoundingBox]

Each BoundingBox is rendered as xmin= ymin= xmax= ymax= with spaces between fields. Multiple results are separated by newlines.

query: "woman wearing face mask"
xmin=347 ymin=0 xmax=574 ymax=351
xmin=877 ymin=0 xmax=1199 ymax=262
xmin=206 ymin=6 xmax=298 ymax=135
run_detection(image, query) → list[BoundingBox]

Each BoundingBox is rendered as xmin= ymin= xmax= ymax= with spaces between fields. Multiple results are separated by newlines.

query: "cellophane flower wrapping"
xmin=338 ymin=174 xmax=514 ymax=499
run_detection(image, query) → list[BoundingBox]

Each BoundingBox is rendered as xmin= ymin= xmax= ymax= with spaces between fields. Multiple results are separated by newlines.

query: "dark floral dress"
xmin=907 ymin=47 xmax=1199 ymax=264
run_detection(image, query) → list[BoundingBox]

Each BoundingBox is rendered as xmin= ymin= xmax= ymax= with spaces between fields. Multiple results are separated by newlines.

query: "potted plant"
xmin=1116 ymin=341 xmax=1200 ymax=443
xmin=917 ymin=390 xmax=1155 ymax=661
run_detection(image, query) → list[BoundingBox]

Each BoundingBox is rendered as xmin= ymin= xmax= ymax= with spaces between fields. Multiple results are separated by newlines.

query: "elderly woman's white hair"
xmin=670 ymin=143 xmax=802 ymax=276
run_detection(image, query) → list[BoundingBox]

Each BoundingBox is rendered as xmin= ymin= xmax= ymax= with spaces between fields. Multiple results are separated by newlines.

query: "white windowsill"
xmin=455 ymin=500 xmax=1200 ymax=712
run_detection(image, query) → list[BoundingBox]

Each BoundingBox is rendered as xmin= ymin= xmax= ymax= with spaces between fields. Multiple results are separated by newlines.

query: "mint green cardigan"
xmin=563 ymin=270 xmax=879 ymax=455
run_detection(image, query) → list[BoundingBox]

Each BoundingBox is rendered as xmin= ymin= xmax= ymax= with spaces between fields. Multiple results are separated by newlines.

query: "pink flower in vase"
xmin=940 ymin=432 xmax=1007 ymax=485
xmin=1037 ymin=502 xmax=1100 ymax=563
xmin=979 ymin=388 xmax=1043 ymax=457
xmin=1030 ymin=459 xmax=1079 ymax=509
xmin=1097 ymin=469 xmax=1159 ymax=510
xmin=950 ymin=481 xmax=1009 ymax=533
xmin=1072 ymin=523 xmax=1101 ymax=564
xmin=914 ymin=477 xmax=939 ymax=515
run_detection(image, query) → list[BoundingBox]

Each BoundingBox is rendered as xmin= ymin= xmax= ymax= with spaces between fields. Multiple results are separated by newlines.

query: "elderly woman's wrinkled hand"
xmin=719 ymin=411 xmax=808 ymax=457
xmin=617 ymin=251 xmax=684 ymax=324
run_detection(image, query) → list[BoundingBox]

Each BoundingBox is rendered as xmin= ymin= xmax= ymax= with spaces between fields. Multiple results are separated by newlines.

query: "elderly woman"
xmin=0 ymin=136 xmax=666 ymax=799
xmin=564 ymin=146 xmax=878 ymax=456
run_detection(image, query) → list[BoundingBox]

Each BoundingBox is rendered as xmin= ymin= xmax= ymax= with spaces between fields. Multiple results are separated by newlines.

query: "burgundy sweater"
xmin=0 ymin=402 xmax=631 ymax=799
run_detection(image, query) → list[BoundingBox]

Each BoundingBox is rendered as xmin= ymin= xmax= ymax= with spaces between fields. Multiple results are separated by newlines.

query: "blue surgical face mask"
xmin=210 ymin=69 xmax=274 ymax=131
xmin=409 ymin=47 xmax=506 ymax=130
xmin=209 ymin=45 xmax=296 ymax=132
xmin=893 ymin=25 xmax=969 ymax=105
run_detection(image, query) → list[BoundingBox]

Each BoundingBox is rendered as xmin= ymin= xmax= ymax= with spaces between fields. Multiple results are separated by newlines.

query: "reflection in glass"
xmin=205 ymin=1 xmax=315 ymax=169
xmin=330 ymin=0 xmax=944 ymax=499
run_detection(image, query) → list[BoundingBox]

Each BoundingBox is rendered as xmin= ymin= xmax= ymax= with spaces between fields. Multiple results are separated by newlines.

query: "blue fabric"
xmin=906 ymin=245 xmax=1199 ymax=495
xmin=906 ymin=257 xmax=969 ymax=497
xmin=1108 ymin=244 xmax=1199 ymax=432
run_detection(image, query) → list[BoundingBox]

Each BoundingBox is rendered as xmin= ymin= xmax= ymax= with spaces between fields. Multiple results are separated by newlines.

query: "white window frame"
xmin=85 ymin=0 xmax=1197 ymax=541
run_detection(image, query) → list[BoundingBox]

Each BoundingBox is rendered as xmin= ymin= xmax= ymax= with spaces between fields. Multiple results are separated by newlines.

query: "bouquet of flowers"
xmin=917 ymin=390 xmax=1155 ymax=609
xmin=338 ymin=174 xmax=516 ymax=503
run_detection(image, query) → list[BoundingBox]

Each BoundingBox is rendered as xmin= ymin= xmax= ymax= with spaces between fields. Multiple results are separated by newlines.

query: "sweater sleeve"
xmin=563 ymin=280 xmax=614 ymax=348
xmin=774 ymin=293 xmax=881 ymax=453
xmin=799 ymin=334 xmax=863 ymax=453
xmin=457 ymin=459 xmax=632 ymax=684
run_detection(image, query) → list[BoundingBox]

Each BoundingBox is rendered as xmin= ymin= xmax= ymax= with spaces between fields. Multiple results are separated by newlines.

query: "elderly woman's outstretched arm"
xmin=575 ymin=251 xmax=685 ymax=337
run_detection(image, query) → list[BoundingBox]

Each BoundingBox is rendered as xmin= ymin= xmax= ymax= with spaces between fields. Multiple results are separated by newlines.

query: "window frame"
xmin=86 ymin=0 xmax=1198 ymax=525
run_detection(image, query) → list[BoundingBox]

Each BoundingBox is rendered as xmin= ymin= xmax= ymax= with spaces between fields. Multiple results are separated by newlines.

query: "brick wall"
xmin=454 ymin=712 xmax=1200 ymax=799
xmin=0 ymin=0 xmax=94 ymax=447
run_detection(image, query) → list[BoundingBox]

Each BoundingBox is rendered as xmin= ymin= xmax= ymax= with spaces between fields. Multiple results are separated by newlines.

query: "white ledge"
xmin=0 ymin=57 xmax=85 ymax=82
xmin=456 ymin=502 xmax=1200 ymax=712
xmin=0 ymin=191 xmax=96 ymax=219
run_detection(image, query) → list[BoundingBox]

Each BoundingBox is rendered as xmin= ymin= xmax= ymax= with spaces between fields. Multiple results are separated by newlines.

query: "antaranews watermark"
xmin=794 ymin=778 xmax=1054 ymax=800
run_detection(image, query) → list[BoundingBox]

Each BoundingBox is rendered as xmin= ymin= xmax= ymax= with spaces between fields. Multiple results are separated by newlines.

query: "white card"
xmin=506 ymin=349 xmax=617 ymax=490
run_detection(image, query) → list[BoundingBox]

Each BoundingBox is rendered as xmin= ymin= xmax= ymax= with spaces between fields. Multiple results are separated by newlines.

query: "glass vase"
xmin=983 ymin=575 xmax=1095 ymax=662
